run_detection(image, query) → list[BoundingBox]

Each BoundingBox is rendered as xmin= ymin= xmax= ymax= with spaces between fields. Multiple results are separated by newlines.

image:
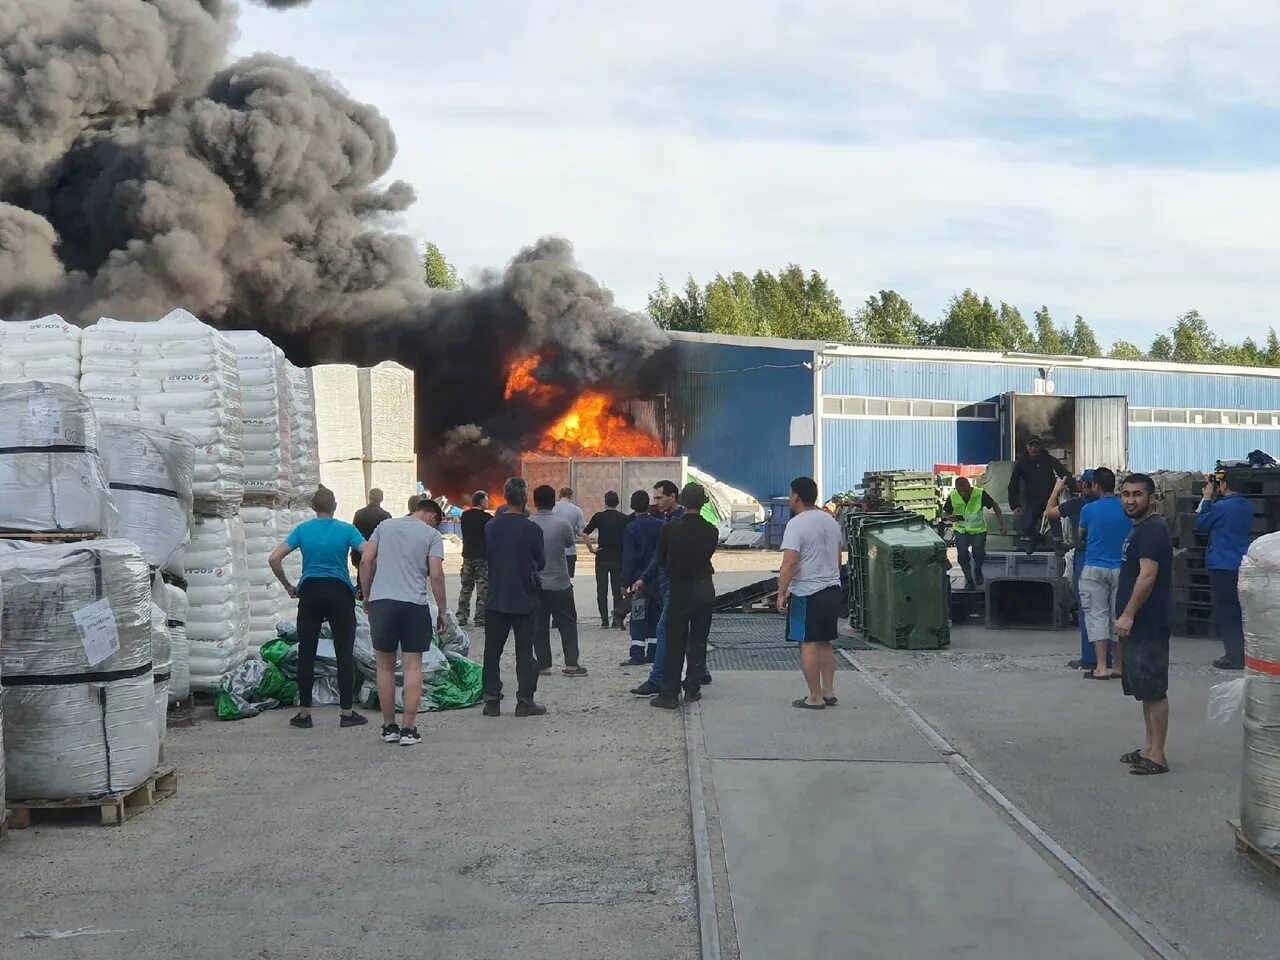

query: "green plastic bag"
xmin=215 ymin=689 xmax=245 ymax=721
xmin=259 ymin=638 xmax=292 ymax=667
xmin=428 ymin=655 xmax=483 ymax=711
xmin=256 ymin=662 xmax=298 ymax=704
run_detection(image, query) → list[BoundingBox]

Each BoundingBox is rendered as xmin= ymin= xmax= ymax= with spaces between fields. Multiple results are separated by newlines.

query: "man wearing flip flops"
xmin=777 ymin=476 xmax=844 ymax=710
xmin=1116 ymin=473 xmax=1175 ymax=776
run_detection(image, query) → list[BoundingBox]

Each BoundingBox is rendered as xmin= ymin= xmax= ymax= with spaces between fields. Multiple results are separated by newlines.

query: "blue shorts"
xmin=785 ymin=585 xmax=842 ymax=644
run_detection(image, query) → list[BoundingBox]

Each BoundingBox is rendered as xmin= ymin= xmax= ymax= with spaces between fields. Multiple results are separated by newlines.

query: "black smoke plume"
xmin=0 ymin=0 xmax=668 ymax=487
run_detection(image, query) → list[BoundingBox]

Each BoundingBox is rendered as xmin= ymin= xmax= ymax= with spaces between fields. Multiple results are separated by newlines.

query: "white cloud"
xmin=234 ymin=0 xmax=1280 ymax=346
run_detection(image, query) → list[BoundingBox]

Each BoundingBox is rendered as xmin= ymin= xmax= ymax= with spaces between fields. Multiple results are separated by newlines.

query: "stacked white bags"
xmin=79 ymin=319 xmax=162 ymax=422
xmin=150 ymin=599 xmax=171 ymax=746
xmin=0 ymin=540 xmax=159 ymax=800
xmin=165 ymin=583 xmax=191 ymax=703
xmin=226 ymin=331 xmax=291 ymax=502
xmin=241 ymin=506 xmax=285 ymax=652
xmin=185 ymin=515 xmax=250 ymax=691
xmin=0 ymin=315 xmax=82 ymax=388
xmin=286 ymin=363 xmax=321 ymax=499
xmin=0 ymin=381 xmax=116 ymax=535
xmin=99 ymin=422 xmax=195 ymax=575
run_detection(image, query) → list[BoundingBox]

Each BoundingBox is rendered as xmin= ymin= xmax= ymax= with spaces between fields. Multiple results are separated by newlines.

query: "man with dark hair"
xmin=585 ymin=490 xmax=631 ymax=629
xmin=629 ymin=479 xmax=685 ymax=696
xmin=1198 ymin=472 xmax=1253 ymax=670
xmin=359 ymin=496 xmax=448 ymax=746
xmin=778 ymin=476 xmax=844 ymax=709
xmin=943 ymin=475 xmax=1007 ymax=590
xmin=1047 ymin=469 xmax=1097 ymax=669
xmin=1008 ymin=436 xmax=1071 ymax=553
xmin=481 ymin=477 xmax=547 ymax=717
xmin=352 ymin=488 xmax=391 ymax=570
xmin=457 ymin=490 xmax=492 ymax=627
xmin=651 ymin=483 xmax=719 ymax=709
xmin=622 ymin=490 xmax=663 ymax=665
xmin=532 ymin=484 xmax=586 ymax=676
xmin=1077 ymin=467 xmax=1129 ymax=680
xmin=553 ymin=487 xmax=586 ymax=578
xmin=406 ymin=493 xmax=421 ymax=515
xmin=1116 ymin=473 xmax=1174 ymax=775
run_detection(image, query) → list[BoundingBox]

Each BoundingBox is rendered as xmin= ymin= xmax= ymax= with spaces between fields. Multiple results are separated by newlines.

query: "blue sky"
xmin=235 ymin=1 xmax=1280 ymax=348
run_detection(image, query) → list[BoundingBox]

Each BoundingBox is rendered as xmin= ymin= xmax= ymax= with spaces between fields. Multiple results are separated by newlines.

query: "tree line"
xmin=421 ymin=242 xmax=1278 ymax=367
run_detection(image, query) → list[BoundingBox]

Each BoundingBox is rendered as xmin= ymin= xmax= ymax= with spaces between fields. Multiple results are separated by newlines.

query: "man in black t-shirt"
xmin=584 ymin=491 xmax=632 ymax=629
xmin=1115 ymin=473 xmax=1174 ymax=776
xmin=457 ymin=491 xmax=492 ymax=626
xmin=352 ymin=489 xmax=392 ymax=570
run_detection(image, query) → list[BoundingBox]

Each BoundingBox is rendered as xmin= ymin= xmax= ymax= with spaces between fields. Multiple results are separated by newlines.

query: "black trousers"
xmin=296 ymin=577 xmax=356 ymax=709
xmin=482 ymin=610 xmax=540 ymax=704
xmin=535 ymin=587 xmax=580 ymax=668
xmin=660 ymin=578 xmax=715 ymax=698
xmin=595 ymin=557 xmax=624 ymax=623
xmin=566 ymin=554 xmax=577 ymax=578
xmin=1211 ymin=569 xmax=1244 ymax=665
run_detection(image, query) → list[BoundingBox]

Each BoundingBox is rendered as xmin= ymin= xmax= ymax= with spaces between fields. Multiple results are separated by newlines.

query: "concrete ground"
xmin=0 ymin=551 xmax=773 ymax=959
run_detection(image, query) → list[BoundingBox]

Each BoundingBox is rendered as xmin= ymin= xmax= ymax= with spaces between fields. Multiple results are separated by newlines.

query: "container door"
xmin=999 ymin=392 xmax=1019 ymax=461
xmin=1074 ymin=396 xmax=1129 ymax=471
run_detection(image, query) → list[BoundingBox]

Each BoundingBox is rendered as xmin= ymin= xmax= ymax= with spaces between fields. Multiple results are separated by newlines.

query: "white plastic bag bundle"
xmin=240 ymin=506 xmax=285 ymax=652
xmin=280 ymin=505 xmax=313 ymax=591
xmin=150 ymin=601 xmax=171 ymax=746
xmin=285 ymin=363 xmax=321 ymax=501
xmin=225 ymin=331 xmax=291 ymax=501
xmin=0 ymin=315 xmax=82 ymax=388
xmin=99 ymin=422 xmax=195 ymax=574
xmin=0 ymin=539 xmax=159 ymax=800
xmin=165 ymin=582 xmax=190 ymax=702
xmin=1240 ymin=532 xmax=1280 ymax=851
xmin=0 ymin=381 xmax=116 ymax=534
xmin=79 ymin=318 xmax=162 ymax=421
xmin=185 ymin=515 xmax=250 ymax=691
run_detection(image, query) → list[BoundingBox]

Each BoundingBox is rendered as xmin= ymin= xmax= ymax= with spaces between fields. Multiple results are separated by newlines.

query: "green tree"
xmin=934 ymin=289 xmax=1005 ymax=350
xmin=647 ymin=275 xmax=708 ymax=332
xmin=1070 ymin=315 xmax=1102 ymax=357
xmin=1267 ymin=329 xmax=1280 ymax=366
xmin=1149 ymin=334 xmax=1174 ymax=361
xmin=1169 ymin=309 xmax=1217 ymax=363
xmin=422 ymin=241 xmax=461 ymax=289
xmin=1032 ymin=306 xmax=1068 ymax=355
xmin=998 ymin=302 xmax=1032 ymax=351
xmin=1107 ymin=340 xmax=1144 ymax=360
xmin=853 ymin=289 xmax=929 ymax=345
xmin=1219 ymin=337 xmax=1264 ymax=367
xmin=704 ymin=272 xmax=761 ymax=336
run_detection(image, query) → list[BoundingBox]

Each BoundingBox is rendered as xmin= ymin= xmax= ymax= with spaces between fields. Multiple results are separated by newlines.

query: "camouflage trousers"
xmin=457 ymin=558 xmax=489 ymax=625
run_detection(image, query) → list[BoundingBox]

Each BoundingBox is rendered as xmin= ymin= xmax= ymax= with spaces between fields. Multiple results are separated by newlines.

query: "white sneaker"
xmin=399 ymin=727 xmax=422 ymax=746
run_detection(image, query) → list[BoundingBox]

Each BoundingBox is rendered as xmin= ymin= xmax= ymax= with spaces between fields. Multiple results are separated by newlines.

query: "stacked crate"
xmin=860 ymin=471 xmax=940 ymax=521
xmin=845 ymin=511 xmax=950 ymax=649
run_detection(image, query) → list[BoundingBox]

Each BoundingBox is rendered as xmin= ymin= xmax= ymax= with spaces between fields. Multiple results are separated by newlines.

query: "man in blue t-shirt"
xmin=1077 ymin=468 xmax=1130 ymax=680
xmin=1046 ymin=469 xmax=1098 ymax=670
xmin=1116 ymin=474 xmax=1174 ymax=776
xmin=1197 ymin=473 xmax=1254 ymax=670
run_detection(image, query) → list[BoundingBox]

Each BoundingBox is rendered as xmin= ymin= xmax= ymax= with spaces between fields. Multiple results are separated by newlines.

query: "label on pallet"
xmin=27 ymin=396 xmax=68 ymax=442
xmin=72 ymin=598 xmax=120 ymax=666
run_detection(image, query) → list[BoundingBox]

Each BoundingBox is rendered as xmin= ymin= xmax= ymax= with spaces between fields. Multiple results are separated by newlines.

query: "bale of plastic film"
xmin=165 ymin=582 xmax=191 ymax=703
xmin=0 ymin=381 xmax=116 ymax=534
xmin=151 ymin=600 xmax=172 ymax=746
xmin=99 ymin=421 xmax=195 ymax=576
xmin=1241 ymin=531 xmax=1280 ymax=850
xmin=0 ymin=539 xmax=158 ymax=800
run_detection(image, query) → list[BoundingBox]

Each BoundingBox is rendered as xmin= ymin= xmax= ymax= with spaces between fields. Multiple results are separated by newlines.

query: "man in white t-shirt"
xmin=359 ymin=497 xmax=448 ymax=747
xmin=777 ymin=476 xmax=844 ymax=710
xmin=553 ymin=487 xmax=586 ymax=577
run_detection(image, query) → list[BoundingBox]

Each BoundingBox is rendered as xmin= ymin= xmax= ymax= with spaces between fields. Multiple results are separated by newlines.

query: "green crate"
xmin=862 ymin=520 xmax=951 ymax=649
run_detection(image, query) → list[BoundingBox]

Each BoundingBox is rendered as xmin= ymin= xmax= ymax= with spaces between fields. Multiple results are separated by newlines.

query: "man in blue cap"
xmin=1047 ymin=469 xmax=1104 ymax=670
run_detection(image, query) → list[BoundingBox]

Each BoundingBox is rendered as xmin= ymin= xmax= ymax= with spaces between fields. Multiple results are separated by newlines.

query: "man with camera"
xmin=1197 ymin=472 xmax=1253 ymax=671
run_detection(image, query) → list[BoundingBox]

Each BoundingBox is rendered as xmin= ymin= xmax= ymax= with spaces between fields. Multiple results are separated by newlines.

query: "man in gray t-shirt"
xmin=359 ymin=497 xmax=448 ymax=746
xmin=532 ymin=484 xmax=585 ymax=675
xmin=553 ymin=488 xmax=586 ymax=578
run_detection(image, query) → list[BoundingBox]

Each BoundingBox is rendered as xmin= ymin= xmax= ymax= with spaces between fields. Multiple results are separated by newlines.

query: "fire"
xmin=504 ymin=356 xmax=560 ymax=404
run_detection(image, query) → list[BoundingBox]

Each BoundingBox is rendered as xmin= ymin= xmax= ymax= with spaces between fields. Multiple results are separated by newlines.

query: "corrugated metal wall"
xmin=1129 ymin=427 xmax=1280 ymax=473
xmin=823 ymin=418 xmax=1000 ymax=494
xmin=668 ymin=340 xmax=814 ymax=500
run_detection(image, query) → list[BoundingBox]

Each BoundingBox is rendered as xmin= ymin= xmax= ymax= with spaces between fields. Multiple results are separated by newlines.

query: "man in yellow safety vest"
xmin=945 ymin=476 xmax=1008 ymax=591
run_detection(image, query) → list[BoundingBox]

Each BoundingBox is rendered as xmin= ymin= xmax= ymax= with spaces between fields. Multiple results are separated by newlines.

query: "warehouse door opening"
xmin=1000 ymin=393 xmax=1128 ymax=472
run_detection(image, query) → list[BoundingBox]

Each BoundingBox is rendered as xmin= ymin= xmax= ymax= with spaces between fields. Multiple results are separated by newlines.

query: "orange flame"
xmin=504 ymin=356 xmax=560 ymax=404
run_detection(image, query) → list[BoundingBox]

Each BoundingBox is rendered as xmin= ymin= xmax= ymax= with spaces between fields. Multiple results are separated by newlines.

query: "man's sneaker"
xmin=399 ymin=727 xmax=423 ymax=745
xmin=340 ymin=711 xmax=368 ymax=728
xmin=381 ymin=722 xmax=401 ymax=743
xmin=701 ymin=672 xmax=713 ymax=685
xmin=514 ymin=700 xmax=547 ymax=718
xmin=630 ymin=680 xmax=660 ymax=696
xmin=482 ymin=701 xmax=501 ymax=717
xmin=456 ymin=616 xmax=468 ymax=627
xmin=650 ymin=694 xmax=681 ymax=709
xmin=1213 ymin=656 xmax=1244 ymax=670
xmin=289 ymin=713 xmax=312 ymax=729
xmin=602 ymin=618 xmax=610 ymax=629
xmin=684 ymin=688 xmax=703 ymax=703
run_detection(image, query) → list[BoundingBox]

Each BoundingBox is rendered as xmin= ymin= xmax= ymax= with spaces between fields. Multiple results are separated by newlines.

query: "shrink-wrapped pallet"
xmin=79 ymin=318 xmax=163 ymax=422
xmin=0 ymin=539 xmax=159 ymax=800
xmin=0 ymin=315 xmax=82 ymax=388
xmin=165 ymin=583 xmax=190 ymax=703
xmin=1241 ymin=533 xmax=1280 ymax=850
xmin=185 ymin=515 xmax=250 ymax=691
xmin=241 ymin=506 xmax=285 ymax=652
xmin=226 ymin=331 xmax=291 ymax=502
xmin=286 ymin=363 xmax=321 ymax=501
xmin=0 ymin=381 xmax=115 ymax=535
xmin=99 ymin=422 xmax=195 ymax=575
xmin=151 ymin=600 xmax=171 ymax=746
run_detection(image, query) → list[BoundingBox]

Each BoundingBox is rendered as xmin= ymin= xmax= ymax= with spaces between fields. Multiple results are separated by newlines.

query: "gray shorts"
xmin=1078 ymin=565 xmax=1121 ymax=643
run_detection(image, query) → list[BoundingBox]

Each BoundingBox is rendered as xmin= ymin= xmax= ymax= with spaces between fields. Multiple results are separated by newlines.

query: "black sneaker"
xmin=482 ymin=701 xmax=501 ymax=717
xmin=340 ymin=711 xmax=368 ymax=728
xmin=701 ymin=672 xmax=712 ymax=685
xmin=514 ymin=700 xmax=547 ymax=717
xmin=1067 ymin=659 xmax=1089 ymax=670
xmin=602 ymin=619 xmax=611 ymax=629
xmin=381 ymin=722 xmax=401 ymax=743
xmin=399 ymin=727 xmax=422 ymax=746
xmin=289 ymin=713 xmax=312 ymax=729
xmin=620 ymin=656 xmax=646 ymax=666
xmin=650 ymin=694 xmax=681 ymax=709
xmin=684 ymin=689 xmax=703 ymax=703
xmin=630 ymin=680 xmax=660 ymax=696
xmin=1213 ymin=656 xmax=1244 ymax=670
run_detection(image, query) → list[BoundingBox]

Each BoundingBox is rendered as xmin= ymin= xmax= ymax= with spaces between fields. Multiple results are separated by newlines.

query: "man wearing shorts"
xmin=1076 ymin=468 xmax=1129 ymax=680
xmin=777 ymin=476 xmax=844 ymax=710
xmin=359 ymin=497 xmax=448 ymax=746
xmin=1116 ymin=474 xmax=1174 ymax=776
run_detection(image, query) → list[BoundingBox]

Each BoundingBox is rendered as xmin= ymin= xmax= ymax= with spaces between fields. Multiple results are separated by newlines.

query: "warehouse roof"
xmin=664 ymin=330 xmax=1280 ymax=381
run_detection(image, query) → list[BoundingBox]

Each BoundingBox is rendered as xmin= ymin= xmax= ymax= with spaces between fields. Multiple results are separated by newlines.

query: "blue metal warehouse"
xmin=661 ymin=331 xmax=1280 ymax=502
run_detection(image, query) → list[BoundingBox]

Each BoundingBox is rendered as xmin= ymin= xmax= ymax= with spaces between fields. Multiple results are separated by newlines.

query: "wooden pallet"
xmin=0 ymin=530 xmax=101 ymax=543
xmin=5 ymin=766 xmax=177 ymax=829
xmin=1229 ymin=819 xmax=1280 ymax=883
xmin=167 ymin=693 xmax=196 ymax=728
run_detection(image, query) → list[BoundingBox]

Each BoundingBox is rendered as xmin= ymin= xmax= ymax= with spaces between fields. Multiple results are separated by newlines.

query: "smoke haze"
xmin=0 ymin=0 xmax=668 ymax=483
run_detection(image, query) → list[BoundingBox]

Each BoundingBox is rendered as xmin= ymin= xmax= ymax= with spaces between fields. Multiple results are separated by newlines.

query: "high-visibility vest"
xmin=949 ymin=487 xmax=987 ymax=535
